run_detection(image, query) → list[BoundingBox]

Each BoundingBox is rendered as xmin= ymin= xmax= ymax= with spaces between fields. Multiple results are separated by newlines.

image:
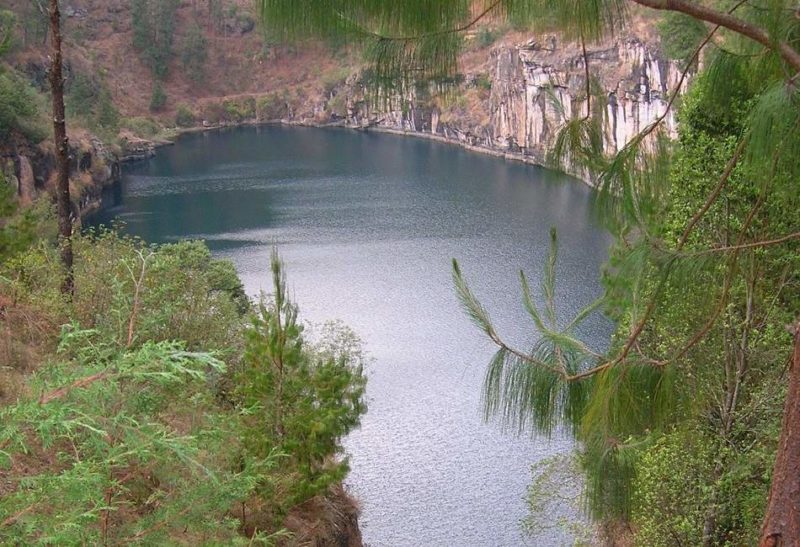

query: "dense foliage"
xmin=181 ymin=22 xmax=209 ymax=84
xmin=0 ymin=230 xmax=367 ymax=543
xmin=0 ymin=174 xmax=50 ymax=261
xmin=0 ymin=67 xmax=45 ymax=141
xmin=65 ymin=71 xmax=120 ymax=138
xmin=239 ymin=252 xmax=367 ymax=517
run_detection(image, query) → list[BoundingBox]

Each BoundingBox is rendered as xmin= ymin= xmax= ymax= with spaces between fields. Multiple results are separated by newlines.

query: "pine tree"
xmin=238 ymin=250 xmax=367 ymax=510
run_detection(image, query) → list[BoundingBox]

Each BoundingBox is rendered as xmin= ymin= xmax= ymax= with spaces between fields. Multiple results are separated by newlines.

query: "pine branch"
xmin=677 ymin=138 xmax=747 ymax=249
xmin=124 ymin=505 xmax=193 ymax=543
xmin=634 ymin=0 xmax=749 ymax=144
xmin=38 ymin=371 xmax=112 ymax=404
xmin=663 ymin=192 xmax=767 ymax=365
xmin=631 ymin=0 xmax=800 ymax=72
xmin=336 ymin=0 xmax=503 ymax=42
xmin=689 ymin=231 xmax=800 ymax=256
xmin=1 ymin=503 xmax=37 ymax=528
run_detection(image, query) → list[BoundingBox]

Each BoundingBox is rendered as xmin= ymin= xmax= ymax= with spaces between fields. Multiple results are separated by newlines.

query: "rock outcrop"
xmin=1 ymin=132 xmax=121 ymax=219
xmin=289 ymin=33 xmax=688 ymax=179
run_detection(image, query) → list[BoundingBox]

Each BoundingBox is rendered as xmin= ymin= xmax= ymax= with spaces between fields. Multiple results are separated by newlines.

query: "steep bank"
xmin=1 ymin=130 xmax=120 ymax=219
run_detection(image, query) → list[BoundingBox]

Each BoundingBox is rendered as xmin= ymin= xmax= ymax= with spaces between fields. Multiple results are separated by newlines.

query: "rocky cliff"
xmin=297 ymin=33 xmax=687 ymax=177
xmin=1 ymin=132 xmax=120 ymax=220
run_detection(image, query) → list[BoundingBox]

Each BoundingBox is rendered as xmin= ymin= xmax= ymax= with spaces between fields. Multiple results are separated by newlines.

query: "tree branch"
xmin=636 ymin=0 xmax=749 ymax=142
xmin=631 ymin=0 xmax=800 ymax=72
xmin=38 ymin=371 xmax=112 ymax=404
xmin=690 ymin=231 xmax=800 ymax=256
xmin=677 ymin=138 xmax=747 ymax=248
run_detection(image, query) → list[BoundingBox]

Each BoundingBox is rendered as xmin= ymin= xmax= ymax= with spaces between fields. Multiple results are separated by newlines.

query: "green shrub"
xmin=94 ymin=89 xmax=120 ymax=133
xmin=67 ymin=231 xmax=247 ymax=354
xmin=475 ymin=73 xmax=492 ymax=91
xmin=149 ymin=81 xmax=167 ymax=112
xmin=632 ymin=431 xmax=715 ymax=546
xmin=0 ymin=173 xmax=52 ymax=262
xmin=0 ymin=70 xmax=44 ymax=141
xmin=238 ymin=251 xmax=367 ymax=511
xmin=476 ymin=27 xmax=500 ymax=48
xmin=658 ymin=12 xmax=707 ymax=64
xmin=0 ymin=326 xmax=270 ymax=544
xmin=67 ymin=73 xmax=97 ymax=118
xmin=180 ymin=23 xmax=208 ymax=83
xmin=256 ymin=93 xmax=288 ymax=120
xmin=0 ymin=228 xmax=368 ymax=542
xmin=66 ymin=71 xmax=119 ymax=136
xmin=132 ymin=0 xmax=180 ymax=79
xmin=222 ymin=97 xmax=256 ymax=123
xmin=121 ymin=116 xmax=161 ymax=138
xmin=175 ymin=104 xmax=195 ymax=127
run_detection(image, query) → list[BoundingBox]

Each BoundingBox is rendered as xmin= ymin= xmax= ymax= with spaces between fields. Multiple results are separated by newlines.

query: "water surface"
xmin=92 ymin=126 xmax=613 ymax=546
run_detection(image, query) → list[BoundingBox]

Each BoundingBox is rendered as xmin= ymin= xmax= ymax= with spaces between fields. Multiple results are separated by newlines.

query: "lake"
xmin=90 ymin=125 xmax=613 ymax=546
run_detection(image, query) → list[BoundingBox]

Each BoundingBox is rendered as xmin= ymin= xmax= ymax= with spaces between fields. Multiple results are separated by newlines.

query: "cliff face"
xmin=1 ymin=132 xmax=121 ymax=219
xmin=488 ymin=36 xmax=684 ymax=157
xmin=300 ymin=34 xmax=687 ymax=176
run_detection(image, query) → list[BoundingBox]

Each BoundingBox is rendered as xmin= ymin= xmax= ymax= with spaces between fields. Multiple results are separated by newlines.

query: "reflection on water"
xmin=91 ymin=126 xmax=613 ymax=546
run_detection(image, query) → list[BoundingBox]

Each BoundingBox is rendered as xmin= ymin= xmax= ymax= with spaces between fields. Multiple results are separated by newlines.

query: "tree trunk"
xmin=48 ymin=0 xmax=73 ymax=296
xmin=760 ymin=321 xmax=800 ymax=546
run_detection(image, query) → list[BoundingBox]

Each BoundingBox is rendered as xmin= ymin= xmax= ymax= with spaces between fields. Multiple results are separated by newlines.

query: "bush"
xmin=180 ymin=23 xmax=208 ymax=83
xmin=67 ymin=71 xmax=100 ymax=118
xmin=0 ymin=70 xmax=44 ymax=141
xmin=0 ymin=326 xmax=269 ymax=545
xmin=220 ymin=97 xmax=256 ymax=123
xmin=66 ymin=71 xmax=119 ymax=136
xmin=632 ymin=431 xmax=715 ymax=546
xmin=658 ymin=12 xmax=707 ymax=64
xmin=256 ymin=93 xmax=288 ymax=121
xmin=0 ymin=173 xmax=52 ymax=263
xmin=132 ymin=0 xmax=180 ymax=79
xmin=475 ymin=73 xmax=492 ymax=92
xmin=94 ymin=89 xmax=120 ymax=133
xmin=121 ymin=116 xmax=161 ymax=138
xmin=476 ymin=27 xmax=500 ymax=48
xmin=175 ymin=104 xmax=195 ymax=127
xmin=149 ymin=81 xmax=167 ymax=112
xmin=0 ymin=223 xmax=370 ymax=542
xmin=68 ymin=231 xmax=247 ymax=353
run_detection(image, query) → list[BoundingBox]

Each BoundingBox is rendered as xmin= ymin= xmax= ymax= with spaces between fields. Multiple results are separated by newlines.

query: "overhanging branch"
xmin=631 ymin=0 xmax=800 ymax=72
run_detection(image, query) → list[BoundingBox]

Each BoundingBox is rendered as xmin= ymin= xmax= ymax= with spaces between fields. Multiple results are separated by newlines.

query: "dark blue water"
xmin=92 ymin=126 xmax=613 ymax=546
